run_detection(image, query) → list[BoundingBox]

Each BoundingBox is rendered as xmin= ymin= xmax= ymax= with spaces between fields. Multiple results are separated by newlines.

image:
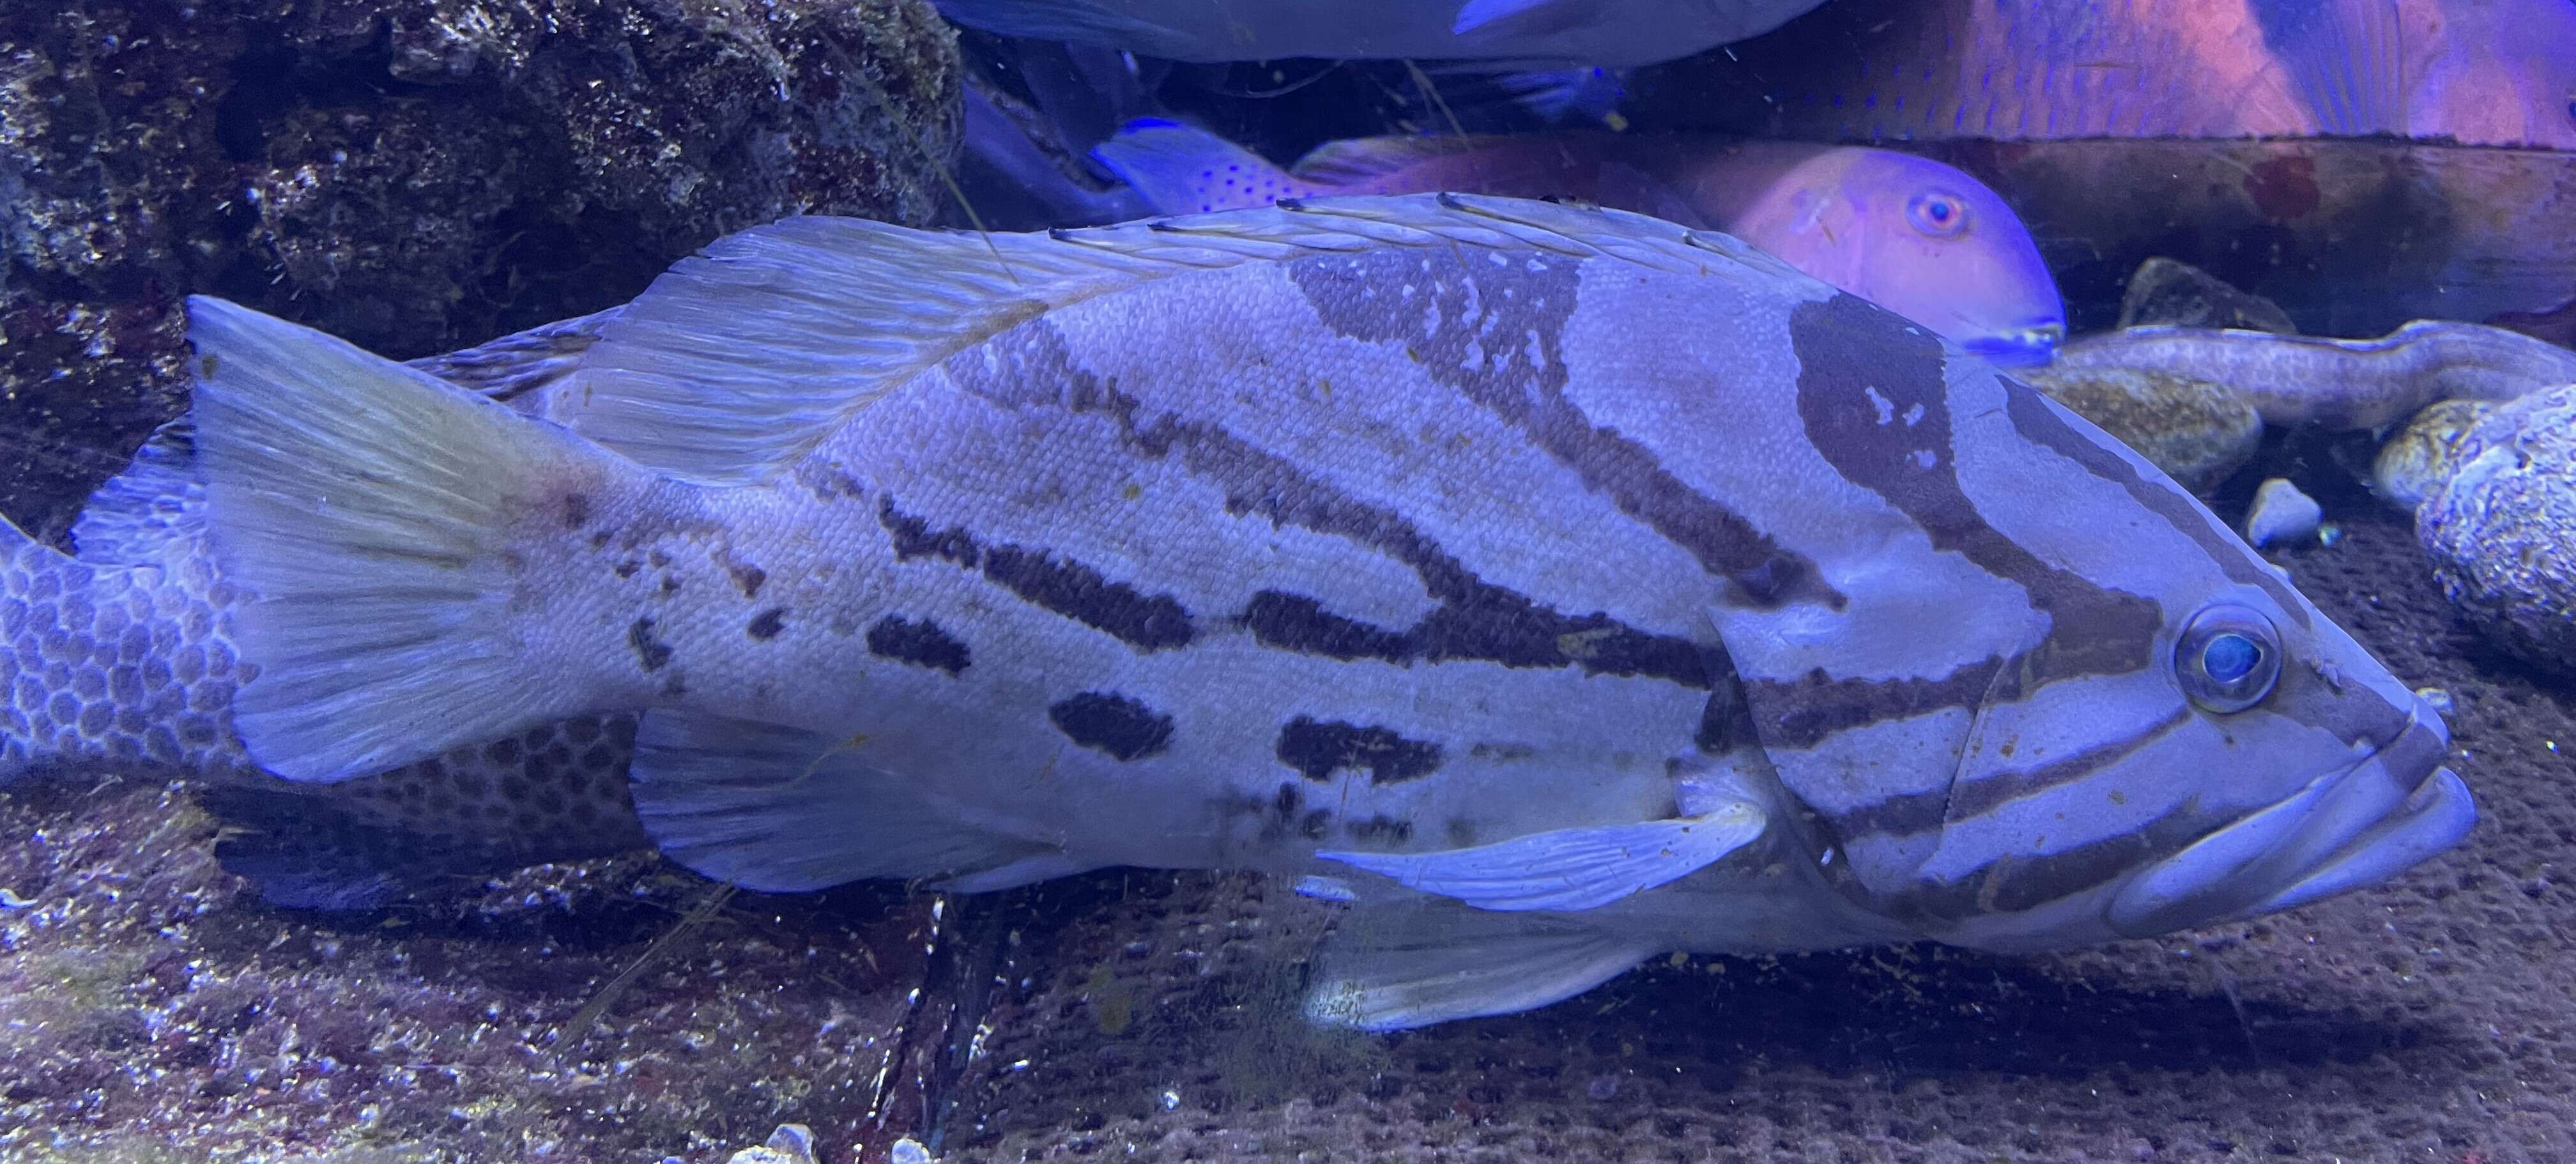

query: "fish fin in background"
xmin=556 ymin=209 xmax=1214 ymax=483
xmin=2258 ymin=0 xmax=2407 ymax=137
xmin=958 ymin=80 xmax=1153 ymax=229
xmin=627 ymin=711 xmax=1057 ymax=892
xmin=931 ymin=0 xmax=1185 ymax=52
xmin=1451 ymin=0 xmax=1590 ymax=37
xmin=69 ymin=417 xmax=201 ymax=567
xmin=1488 ymin=65 xmax=1632 ymax=125
xmin=1315 ymin=802 xmax=1766 ymax=912
xmin=1303 ymin=894 xmax=1656 ymax=1030
xmin=1090 ymin=118 xmax=1320 ymax=213
xmin=1595 ymin=160 xmax=1712 ymax=228
xmin=1013 ymin=40 xmax=1158 ymax=167
xmin=185 ymin=296 xmax=643 ymax=783
xmin=1285 ymin=132 xmax=1491 ymax=184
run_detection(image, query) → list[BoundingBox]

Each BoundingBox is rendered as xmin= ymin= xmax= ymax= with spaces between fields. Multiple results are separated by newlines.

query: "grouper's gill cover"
xmin=182 ymin=194 xmax=2471 ymax=1027
xmin=1703 ymin=295 xmax=2472 ymax=949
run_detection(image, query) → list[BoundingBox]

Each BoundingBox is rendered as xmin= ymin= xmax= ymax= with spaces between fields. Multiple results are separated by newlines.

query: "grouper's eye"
xmin=2177 ymin=604 xmax=2282 ymax=714
xmin=1906 ymin=190 xmax=1969 ymax=238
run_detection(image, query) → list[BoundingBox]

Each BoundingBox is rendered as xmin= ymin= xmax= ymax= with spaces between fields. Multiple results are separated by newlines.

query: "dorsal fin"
xmin=1287 ymin=134 xmax=1501 ymax=185
xmin=402 ymin=307 xmax=619 ymax=417
xmin=556 ymin=193 xmax=1806 ymax=486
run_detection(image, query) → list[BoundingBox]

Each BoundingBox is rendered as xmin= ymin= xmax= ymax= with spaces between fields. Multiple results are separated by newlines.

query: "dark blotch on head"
xmin=1048 ymin=691 xmax=1175 ymax=761
xmin=1784 ymin=293 xmax=2161 ymax=694
xmin=747 ymin=608 xmax=786 ymax=641
xmin=730 ymin=563 xmax=768 ymax=600
xmin=1276 ymin=716 xmax=1444 ymax=785
xmin=866 ymin=614 xmax=969 ymax=675
xmin=626 ymin=618 xmax=673 ymax=671
xmin=561 ymin=493 xmax=592 ymax=530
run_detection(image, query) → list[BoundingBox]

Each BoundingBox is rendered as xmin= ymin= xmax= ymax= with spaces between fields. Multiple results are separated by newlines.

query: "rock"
xmin=2117 ymin=257 xmax=2299 ymax=335
xmin=2418 ymin=382 xmax=2576 ymax=674
xmin=2016 ymin=362 xmax=2263 ymax=491
xmin=889 ymin=1137 xmax=937 ymax=1164
xmin=2372 ymin=399 xmax=2498 ymax=512
xmin=2243 ymin=477 xmax=2323 ymax=549
xmin=727 ymin=1123 xmax=819 ymax=1164
xmin=0 ymin=0 xmax=961 ymax=540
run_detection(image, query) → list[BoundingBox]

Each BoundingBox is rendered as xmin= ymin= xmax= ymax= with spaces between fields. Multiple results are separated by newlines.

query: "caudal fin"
xmin=1090 ymin=118 xmax=1315 ymax=214
xmin=185 ymin=296 xmax=629 ymax=784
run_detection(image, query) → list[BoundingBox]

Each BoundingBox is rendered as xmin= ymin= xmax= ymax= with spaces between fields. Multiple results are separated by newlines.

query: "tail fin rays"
xmin=185 ymin=296 xmax=622 ymax=783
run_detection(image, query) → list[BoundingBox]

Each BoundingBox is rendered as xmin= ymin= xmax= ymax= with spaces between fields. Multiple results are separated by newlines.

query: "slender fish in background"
xmin=2048 ymin=320 xmax=2576 ymax=431
xmin=1666 ymin=0 xmax=2576 ymax=148
xmin=1095 ymin=121 xmax=2067 ymax=364
xmin=179 ymin=195 xmax=2469 ymax=1030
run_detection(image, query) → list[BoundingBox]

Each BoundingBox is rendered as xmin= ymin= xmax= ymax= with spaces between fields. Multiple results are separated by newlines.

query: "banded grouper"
xmin=119 ymin=194 xmax=2488 ymax=1030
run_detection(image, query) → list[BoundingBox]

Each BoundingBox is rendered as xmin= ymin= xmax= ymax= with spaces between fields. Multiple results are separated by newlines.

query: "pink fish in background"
xmin=1094 ymin=121 xmax=2068 ymax=364
xmin=1658 ymin=0 xmax=2576 ymax=148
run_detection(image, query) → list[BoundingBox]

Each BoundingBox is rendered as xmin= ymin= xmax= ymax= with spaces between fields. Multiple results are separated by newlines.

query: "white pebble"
xmin=890 ymin=1137 xmax=935 ymax=1164
xmin=2243 ymin=478 xmax=2323 ymax=549
xmin=726 ymin=1124 xmax=817 ymax=1164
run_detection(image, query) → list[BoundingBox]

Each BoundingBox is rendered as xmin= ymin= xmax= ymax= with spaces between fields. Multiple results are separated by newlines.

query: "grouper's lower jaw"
xmin=2104 ymin=703 xmax=2474 ymax=940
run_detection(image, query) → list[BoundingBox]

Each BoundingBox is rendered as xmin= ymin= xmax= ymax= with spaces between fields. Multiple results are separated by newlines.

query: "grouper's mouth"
xmin=2104 ymin=701 xmax=2477 ymax=938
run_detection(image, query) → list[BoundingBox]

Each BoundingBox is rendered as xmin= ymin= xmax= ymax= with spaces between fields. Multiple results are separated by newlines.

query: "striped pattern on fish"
xmin=171 ymin=194 xmax=2471 ymax=1029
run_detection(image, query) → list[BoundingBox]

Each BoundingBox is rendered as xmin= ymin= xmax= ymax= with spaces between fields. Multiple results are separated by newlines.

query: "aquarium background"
xmin=3 ymin=1 xmax=2573 ymax=1161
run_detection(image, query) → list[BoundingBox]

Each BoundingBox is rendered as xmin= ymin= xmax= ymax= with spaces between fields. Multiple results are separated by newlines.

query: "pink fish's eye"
xmin=1906 ymin=190 xmax=1968 ymax=238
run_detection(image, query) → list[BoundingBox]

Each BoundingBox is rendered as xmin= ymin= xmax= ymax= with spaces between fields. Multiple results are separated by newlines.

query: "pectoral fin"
xmin=1305 ymin=897 xmax=1655 ymax=1030
xmin=1314 ymin=802 xmax=1766 ymax=913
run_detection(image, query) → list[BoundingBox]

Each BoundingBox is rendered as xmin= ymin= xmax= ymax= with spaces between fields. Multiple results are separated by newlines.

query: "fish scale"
xmin=13 ymin=194 xmax=2476 ymax=1029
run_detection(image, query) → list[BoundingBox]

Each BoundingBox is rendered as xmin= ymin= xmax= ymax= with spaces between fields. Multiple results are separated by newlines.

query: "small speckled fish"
xmin=185 ymin=195 xmax=2471 ymax=1030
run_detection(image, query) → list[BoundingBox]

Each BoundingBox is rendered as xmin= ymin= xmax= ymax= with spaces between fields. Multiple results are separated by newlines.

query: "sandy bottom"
xmin=3 ymin=503 xmax=2568 ymax=1164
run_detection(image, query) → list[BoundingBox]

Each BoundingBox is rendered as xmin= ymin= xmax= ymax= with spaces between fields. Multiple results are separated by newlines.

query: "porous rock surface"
xmin=2418 ymin=381 xmax=2576 ymax=675
xmin=0 ymin=0 xmax=961 ymax=540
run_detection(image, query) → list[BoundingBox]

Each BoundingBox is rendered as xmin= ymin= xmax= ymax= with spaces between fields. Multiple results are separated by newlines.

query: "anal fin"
xmin=630 ymin=712 xmax=1054 ymax=894
xmin=1315 ymin=802 xmax=1765 ymax=912
xmin=1305 ymin=897 xmax=1655 ymax=1030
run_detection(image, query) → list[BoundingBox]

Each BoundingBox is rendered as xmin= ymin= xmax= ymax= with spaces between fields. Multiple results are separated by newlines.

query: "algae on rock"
xmin=0 ymin=0 xmax=962 ymax=539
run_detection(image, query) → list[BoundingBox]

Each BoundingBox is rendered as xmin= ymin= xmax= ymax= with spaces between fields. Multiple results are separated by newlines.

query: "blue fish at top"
xmin=933 ymin=0 xmax=1829 ymax=68
xmin=1682 ymin=0 xmax=2576 ymax=149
